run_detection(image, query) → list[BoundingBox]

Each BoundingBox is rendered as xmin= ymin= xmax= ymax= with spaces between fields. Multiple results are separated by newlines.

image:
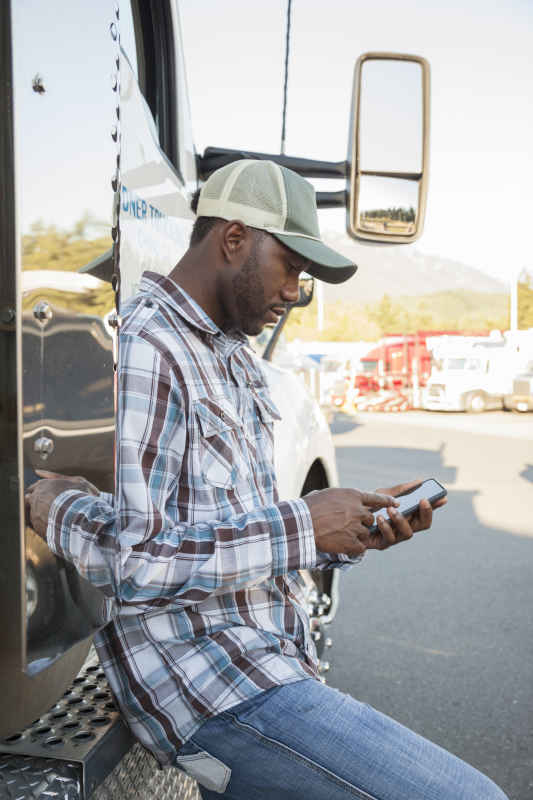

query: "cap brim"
xmin=271 ymin=232 xmax=357 ymax=284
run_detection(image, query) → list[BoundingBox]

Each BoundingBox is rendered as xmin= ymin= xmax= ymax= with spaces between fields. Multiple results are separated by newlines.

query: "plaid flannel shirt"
xmin=46 ymin=271 xmax=356 ymax=766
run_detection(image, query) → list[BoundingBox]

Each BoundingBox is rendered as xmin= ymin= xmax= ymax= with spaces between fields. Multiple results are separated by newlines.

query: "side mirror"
xmin=347 ymin=52 xmax=430 ymax=244
xmin=291 ymin=275 xmax=314 ymax=308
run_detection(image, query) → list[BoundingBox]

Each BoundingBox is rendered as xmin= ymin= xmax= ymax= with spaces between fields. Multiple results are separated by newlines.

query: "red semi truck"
xmin=350 ymin=331 xmax=491 ymax=410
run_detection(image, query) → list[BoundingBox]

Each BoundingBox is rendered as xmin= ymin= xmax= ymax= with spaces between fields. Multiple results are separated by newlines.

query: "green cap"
xmin=197 ymin=159 xmax=357 ymax=284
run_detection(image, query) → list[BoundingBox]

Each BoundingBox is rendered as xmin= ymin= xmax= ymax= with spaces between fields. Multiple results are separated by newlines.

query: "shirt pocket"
xmin=194 ymin=396 xmax=245 ymax=489
xmin=249 ymin=385 xmax=282 ymax=436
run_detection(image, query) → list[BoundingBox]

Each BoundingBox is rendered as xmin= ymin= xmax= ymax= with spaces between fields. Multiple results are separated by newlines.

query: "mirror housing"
xmin=347 ymin=52 xmax=430 ymax=244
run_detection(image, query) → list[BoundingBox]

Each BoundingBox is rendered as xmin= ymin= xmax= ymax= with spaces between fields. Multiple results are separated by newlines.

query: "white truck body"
xmin=422 ymin=344 xmax=517 ymax=412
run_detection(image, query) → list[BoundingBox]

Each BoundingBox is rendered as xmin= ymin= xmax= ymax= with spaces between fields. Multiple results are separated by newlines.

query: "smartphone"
xmin=369 ymin=478 xmax=447 ymax=534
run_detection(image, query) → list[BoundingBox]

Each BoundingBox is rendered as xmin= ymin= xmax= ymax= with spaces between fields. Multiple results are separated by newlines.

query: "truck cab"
xmin=503 ymin=359 xmax=533 ymax=412
xmin=423 ymin=343 xmax=513 ymax=412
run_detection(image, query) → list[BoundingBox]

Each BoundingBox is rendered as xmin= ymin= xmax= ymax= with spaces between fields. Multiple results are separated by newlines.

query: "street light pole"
xmin=317 ymin=279 xmax=324 ymax=331
xmin=280 ymin=0 xmax=292 ymax=156
xmin=510 ymin=269 xmax=519 ymax=333
xmin=509 ymin=267 xmax=529 ymax=334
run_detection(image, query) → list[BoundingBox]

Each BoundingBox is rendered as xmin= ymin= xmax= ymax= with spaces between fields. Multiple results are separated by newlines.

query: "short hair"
xmin=189 ymin=188 xmax=220 ymax=246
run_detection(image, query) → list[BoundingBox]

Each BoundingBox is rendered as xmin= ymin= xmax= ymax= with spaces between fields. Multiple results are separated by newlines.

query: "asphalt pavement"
xmin=326 ymin=410 xmax=533 ymax=800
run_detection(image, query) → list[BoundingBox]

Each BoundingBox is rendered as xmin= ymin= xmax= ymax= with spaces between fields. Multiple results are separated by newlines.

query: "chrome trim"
xmin=321 ymin=568 xmax=341 ymax=625
xmin=0 ymin=0 xmax=115 ymax=738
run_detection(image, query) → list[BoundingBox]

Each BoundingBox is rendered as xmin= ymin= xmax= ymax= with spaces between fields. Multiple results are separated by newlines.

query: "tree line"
xmin=20 ymin=218 xmax=533 ymax=339
xmin=362 ymin=206 xmax=416 ymax=222
xmin=285 ymin=280 xmax=533 ymax=343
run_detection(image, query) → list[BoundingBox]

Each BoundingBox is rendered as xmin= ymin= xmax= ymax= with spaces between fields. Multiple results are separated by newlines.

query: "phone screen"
xmin=395 ymin=479 xmax=446 ymax=516
xmin=370 ymin=479 xmax=446 ymax=532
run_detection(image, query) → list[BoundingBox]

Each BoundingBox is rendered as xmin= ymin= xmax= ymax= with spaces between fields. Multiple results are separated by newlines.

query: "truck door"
xmin=118 ymin=0 xmax=196 ymax=303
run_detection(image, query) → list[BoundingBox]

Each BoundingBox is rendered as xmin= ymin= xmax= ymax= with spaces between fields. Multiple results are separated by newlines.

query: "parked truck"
xmin=0 ymin=2 xmax=430 ymax=796
xmin=502 ymin=332 xmax=533 ymax=412
xmin=422 ymin=339 xmax=518 ymax=412
xmin=503 ymin=363 xmax=533 ymax=412
xmin=351 ymin=331 xmax=458 ymax=411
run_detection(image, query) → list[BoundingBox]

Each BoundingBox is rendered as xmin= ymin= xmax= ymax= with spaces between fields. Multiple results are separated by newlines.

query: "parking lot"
xmin=327 ymin=409 xmax=533 ymax=800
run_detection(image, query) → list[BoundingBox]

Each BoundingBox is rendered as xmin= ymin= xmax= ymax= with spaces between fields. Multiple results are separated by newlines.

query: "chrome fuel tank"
xmin=0 ymin=0 xmax=120 ymax=737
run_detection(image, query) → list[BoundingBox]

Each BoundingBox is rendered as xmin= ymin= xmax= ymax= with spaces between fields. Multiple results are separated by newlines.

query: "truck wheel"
xmin=465 ymin=392 xmax=487 ymax=413
xmin=26 ymin=527 xmax=64 ymax=643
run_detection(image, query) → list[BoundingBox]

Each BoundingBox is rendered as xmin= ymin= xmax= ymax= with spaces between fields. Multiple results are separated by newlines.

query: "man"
xmin=27 ymin=160 xmax=507 ymax=799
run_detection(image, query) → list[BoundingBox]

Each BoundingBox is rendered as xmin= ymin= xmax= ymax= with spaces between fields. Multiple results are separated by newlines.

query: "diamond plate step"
xmin=0 ymin=651 xmax=200 ymax=799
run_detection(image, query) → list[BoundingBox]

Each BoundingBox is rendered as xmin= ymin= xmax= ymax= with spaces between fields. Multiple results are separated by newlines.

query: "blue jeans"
xmin=175 ymin=678 xmax=507 ymax=799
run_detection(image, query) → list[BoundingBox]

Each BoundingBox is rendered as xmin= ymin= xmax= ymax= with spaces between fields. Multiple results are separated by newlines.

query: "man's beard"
xmin=231 ymin=241 xmax=268 ymax=336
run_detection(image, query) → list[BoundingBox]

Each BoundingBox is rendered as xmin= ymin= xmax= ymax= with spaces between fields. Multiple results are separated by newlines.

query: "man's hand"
xmin=25 ymin=471 xmax=99 ymax=539
xmin=368 ymin=479 xmax=447 ymax=551
xmin=303 ymin=488 xmax=399 ymax=558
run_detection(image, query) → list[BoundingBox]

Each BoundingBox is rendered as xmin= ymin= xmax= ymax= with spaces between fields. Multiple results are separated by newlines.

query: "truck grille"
xmin=429 ymin=384 xmax=444 ymax=396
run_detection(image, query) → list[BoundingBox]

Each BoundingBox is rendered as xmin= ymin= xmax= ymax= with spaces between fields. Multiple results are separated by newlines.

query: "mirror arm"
xmin=262 ymin=310 xmax=291 ymax=362
xmin=198 ymin=146 xmax=347 ymax=181
xmin=316 ymin=190 xmax=346 ymax=208
xmin=79 ymin=247 xmax=114 ymax=282
xmin=361 ymin=169 xmax=423 ymax=181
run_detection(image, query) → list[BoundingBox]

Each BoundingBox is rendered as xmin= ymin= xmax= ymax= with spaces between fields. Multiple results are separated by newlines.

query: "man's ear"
xmin=220 ymin=220 xmax=249 ymax=263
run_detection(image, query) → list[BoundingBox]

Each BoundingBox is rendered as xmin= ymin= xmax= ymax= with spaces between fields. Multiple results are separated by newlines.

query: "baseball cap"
xmin=196 ymin=159 xmax=357 ymax=284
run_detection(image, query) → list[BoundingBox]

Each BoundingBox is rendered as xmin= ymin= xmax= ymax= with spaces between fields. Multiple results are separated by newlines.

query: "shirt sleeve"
xmin=46 ymin=333 xmax=317 ymax=610
xmin=314 ymin=550 xmax=364 ymax=570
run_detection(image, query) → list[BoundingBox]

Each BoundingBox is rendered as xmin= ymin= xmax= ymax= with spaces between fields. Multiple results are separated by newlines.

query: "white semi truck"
xmin=423 ymin=337 xmax=526 ymax=412
xmin=0 ymin=2 xmax=430 ymax=796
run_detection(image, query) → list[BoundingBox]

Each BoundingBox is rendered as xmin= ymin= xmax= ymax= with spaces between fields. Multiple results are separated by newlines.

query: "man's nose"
xmin=281 ymin=277 xmax=300 ymax=304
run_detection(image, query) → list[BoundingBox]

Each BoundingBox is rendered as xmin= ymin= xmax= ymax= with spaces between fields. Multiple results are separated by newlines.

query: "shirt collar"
xmin=139 ymin=271 xmax=247 ymax=346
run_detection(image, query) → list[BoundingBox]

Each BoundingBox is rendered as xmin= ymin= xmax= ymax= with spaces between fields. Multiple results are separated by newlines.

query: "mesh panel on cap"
xmin=228 ymin=161 xmax=284 ymax=216
xmin=201 ymin=162 xmax=236 ymax=200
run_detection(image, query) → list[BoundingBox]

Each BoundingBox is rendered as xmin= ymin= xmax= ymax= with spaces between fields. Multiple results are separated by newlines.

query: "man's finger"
xmin=360 ymin=491 xmax=399 ymax=510
xmin=376 ymin=515 xmax=397 ymax=549
xmin=388 ymin=507 xmax=414 ymax=540
xmin=35 ymin=469 xmax=73 ymax=480
xmin=356 ymin=525 xmax=370 ymax=545
xmin=412 ymin=499 xmax=433 ymax=532
xmin=361 ymin=510 xmax=375 ymax=528
xmin=432 ymin=497 xmax=447 ymax=510
xmin=376 ymin=479 xmax=423 ymax=498
xmin=25 ymin=479 xmax=46 ymax=495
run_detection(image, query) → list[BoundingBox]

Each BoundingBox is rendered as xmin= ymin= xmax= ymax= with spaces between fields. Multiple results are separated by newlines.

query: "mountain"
xmin=320 ymin=231 xmax=506 ymax=306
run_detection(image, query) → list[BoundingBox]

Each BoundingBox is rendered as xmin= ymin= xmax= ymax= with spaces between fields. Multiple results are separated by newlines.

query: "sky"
xmin=11 ymin=1 xmax=531 ymax=287
xmin=179 ymin=0 xmax=532 ymax=284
